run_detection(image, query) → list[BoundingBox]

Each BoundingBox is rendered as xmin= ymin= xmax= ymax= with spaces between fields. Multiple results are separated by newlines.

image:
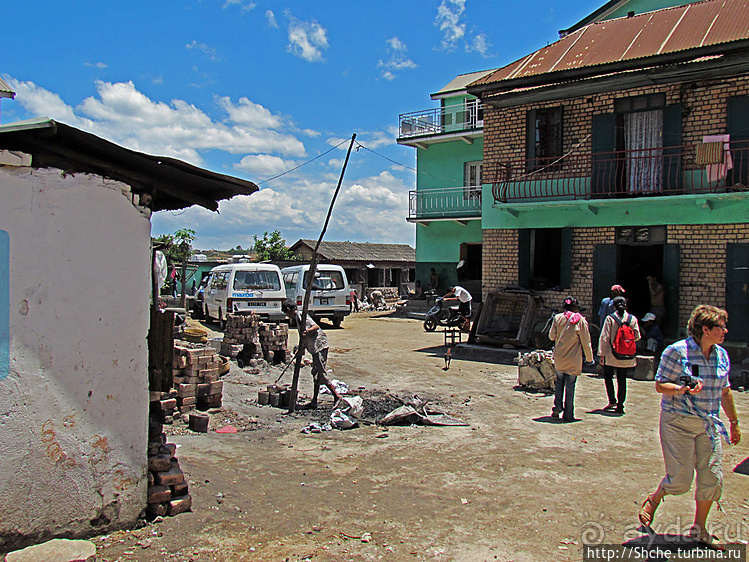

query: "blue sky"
xmin=1 ymin=0 xmax=603 ymax=250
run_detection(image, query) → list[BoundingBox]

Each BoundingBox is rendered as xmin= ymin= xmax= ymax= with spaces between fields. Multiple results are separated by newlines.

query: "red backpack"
xmin=610 ymin=312 xmax=637 ymax=360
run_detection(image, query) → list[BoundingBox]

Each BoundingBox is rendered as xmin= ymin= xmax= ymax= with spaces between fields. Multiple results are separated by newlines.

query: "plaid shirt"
xmin=655 ymin=336 xmax=730 ymax=443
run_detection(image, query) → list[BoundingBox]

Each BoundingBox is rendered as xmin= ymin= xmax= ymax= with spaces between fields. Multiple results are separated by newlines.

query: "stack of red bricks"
xmin=220 ymin=314 xmax=260 ymax=357
xmin=173 ymin=342 xmax=223 ymax=411
xmin=147 ymin=419 xmax=191 ymax=516
xmin=259 ymin=323 xmax=290 ymax=362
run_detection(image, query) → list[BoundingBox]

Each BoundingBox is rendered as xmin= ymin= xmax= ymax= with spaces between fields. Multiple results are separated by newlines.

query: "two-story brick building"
xmin=465 ymin=0 xmax=749 ymax=342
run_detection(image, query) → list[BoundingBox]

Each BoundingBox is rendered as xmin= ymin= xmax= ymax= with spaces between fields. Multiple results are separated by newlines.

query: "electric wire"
xmin=256 ymin=137 xmax=350 ymax=185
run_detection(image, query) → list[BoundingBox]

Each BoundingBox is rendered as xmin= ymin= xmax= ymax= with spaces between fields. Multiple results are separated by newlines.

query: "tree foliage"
xmin=153 ymin=228 xmax=196 ymax=265
xmin=253 ymin=230 xmax=297 ymax=262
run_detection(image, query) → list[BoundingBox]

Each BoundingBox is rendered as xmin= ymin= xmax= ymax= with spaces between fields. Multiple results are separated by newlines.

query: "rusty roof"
xmin=470 ymin=0 xmax=749 ymax=93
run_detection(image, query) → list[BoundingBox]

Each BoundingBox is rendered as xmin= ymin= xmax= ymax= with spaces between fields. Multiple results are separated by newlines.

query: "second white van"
xmin=203 ymin=263 xmax=286 ymax=326
xmin=282 ymin=264 xmax=351 ymax=327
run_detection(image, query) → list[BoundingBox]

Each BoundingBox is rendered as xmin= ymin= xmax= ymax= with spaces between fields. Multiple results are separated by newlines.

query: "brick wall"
xmin=668 ymin=223 xmax=749 ymax=329
xmin=482 ymin=229 xmax=517 ymax=295
xmin=483 ymin=75 xmax=749 ymax=181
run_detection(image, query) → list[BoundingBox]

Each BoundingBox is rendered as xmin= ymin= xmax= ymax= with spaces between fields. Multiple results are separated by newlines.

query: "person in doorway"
xmin=443 ymin=285 xmax=472 ymax=326
xmin=638 ymin=305 xmax=740 ymax=546
xmin=598 ymin=296 xmax=641 ymax=414
xmin=281 ymin=300 xmax=343 ymax=410
xmin=638 ymin=312 xmax=665 ymax=360
xmin=549 ymin=296 xmax=594 ymax=422
xmin=350 ymin=288 xmax=359 ymax=313
xmin=647 ymin=275 xmax=666 ymax=325
xmin=598 ymin=284 xmax=626 ymax=327
xmin=428 ymin=268 xmax=440 ymax=292
xmin=413 ymin=280 xmax=424 ymax=299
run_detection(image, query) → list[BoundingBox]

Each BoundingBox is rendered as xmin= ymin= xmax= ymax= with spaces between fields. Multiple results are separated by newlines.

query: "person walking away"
xmin=638 ymin=305 xmax=740 ymax=546
xmin=598 ymin=296 xmax=641 ymax=414
xmin=549 ymin=296 xmax=594 ymax=422
xmin=598 ymin=284 xmax=625 ymax=328
xmin=281 ymin=300 xmax=343 ymax=409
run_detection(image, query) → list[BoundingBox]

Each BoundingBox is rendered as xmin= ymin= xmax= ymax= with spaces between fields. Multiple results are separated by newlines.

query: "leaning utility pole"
xmin=288 ymin=133 xmax=356 ymax=413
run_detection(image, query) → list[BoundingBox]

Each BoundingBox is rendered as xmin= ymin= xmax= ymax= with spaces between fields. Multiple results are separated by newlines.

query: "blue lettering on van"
xmin=0 ymin=230 xmax=9 ymax=380
xmin=231 ymin=292 xmax=255 ymax=298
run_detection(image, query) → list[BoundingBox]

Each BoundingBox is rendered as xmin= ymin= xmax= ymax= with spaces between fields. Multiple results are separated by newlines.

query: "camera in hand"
xmin=680 ymin=364 xmax=701 ymax=390
xmin=680 ymin=374 xmax=699 ymax=389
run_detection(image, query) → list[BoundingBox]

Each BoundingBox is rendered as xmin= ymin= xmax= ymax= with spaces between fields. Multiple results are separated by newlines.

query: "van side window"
xmin=284 ymin=272 xmax=298 ymax=292
xmin=214 ymin=272 xmax=228 ymax=290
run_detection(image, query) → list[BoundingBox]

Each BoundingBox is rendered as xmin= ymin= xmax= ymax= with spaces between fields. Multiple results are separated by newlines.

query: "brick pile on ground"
xmin=220 ymin=314 xmax=260 ymax=358
xmin=173 ymin=342 xmax=223 ymax=412
xmin=147 ymin=414 xmax=191 ymax=517
xmin=220 ymin=313 xmax=290 ymax=365
xmin=258 ymin=322 xmax=290 ymax=363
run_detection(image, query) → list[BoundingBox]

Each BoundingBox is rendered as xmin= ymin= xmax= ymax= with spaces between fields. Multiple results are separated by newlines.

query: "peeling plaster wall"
xmin=0 ymin=167 xmax=150 ymax=549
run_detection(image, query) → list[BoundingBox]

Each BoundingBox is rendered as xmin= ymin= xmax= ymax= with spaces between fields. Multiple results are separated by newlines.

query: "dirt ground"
xmin=95 ymin=311 xmax=749 ymax=562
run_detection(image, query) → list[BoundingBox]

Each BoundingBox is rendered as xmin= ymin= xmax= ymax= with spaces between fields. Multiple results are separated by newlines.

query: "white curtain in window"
xmin=625 ymin=109 xmax=663 ymax=192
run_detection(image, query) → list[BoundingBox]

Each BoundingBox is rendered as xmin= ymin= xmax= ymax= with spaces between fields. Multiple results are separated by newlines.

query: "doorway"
xmin=617 ymin=244 xmax=663 ymax=321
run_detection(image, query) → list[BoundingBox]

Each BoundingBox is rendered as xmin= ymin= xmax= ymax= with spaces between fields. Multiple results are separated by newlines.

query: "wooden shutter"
xmin=662 ymin=244 xmax=680 ymax=339
xmin=591 ymin=113 xmax=617 ymax=196
xmin=726 ymin=243 xmax=749 ymax=342
xmin=518 ymin=230 xmax=531 ymax=289
xmin=662 ymin=104 xmax=683 ymax=192
xmin=592 ymin=244 xmax=618 ymax=325
xmin=560 ymin=228 xmax=572 ymax=290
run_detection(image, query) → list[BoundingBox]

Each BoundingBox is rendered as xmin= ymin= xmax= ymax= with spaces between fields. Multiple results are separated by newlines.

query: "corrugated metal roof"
xmin=0 ymin=77 xmax=15 ymax=99
xmin=471 ymin=0 xmax=749 ymax=90
xmin=293 ymin=239 xmax=415 ymax=263
xmin=0 ymin=117 xmax=258 ymax=212
xmin=430 ymin=69 xmax=495 ymax=99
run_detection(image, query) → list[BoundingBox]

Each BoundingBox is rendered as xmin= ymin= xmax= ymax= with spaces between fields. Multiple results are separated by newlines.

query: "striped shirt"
xmin=655 ymin=336 xmax=730 ymax=442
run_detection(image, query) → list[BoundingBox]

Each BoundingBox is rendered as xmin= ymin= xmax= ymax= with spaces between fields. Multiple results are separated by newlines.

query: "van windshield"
xmin=233 ymin=271 xmax=281 ymax=291
xmin=303 ymin=270 xmax=345 ymax=290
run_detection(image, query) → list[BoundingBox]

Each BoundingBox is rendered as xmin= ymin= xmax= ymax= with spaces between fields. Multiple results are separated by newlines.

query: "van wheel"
xmin=218 ymin=309 xmax=226 ymax=331
xmin=333 ymin=316 xmax=343 ymax=328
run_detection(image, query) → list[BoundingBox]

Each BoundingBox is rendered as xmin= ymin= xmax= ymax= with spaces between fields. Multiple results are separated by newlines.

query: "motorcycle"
xmin=423 ymin=297 xmax=470 ymax=332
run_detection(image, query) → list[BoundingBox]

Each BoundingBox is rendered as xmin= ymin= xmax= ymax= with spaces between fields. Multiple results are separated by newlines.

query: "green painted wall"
xmin=415 ymin=219 xmax=482 ymax=291
xmin=483 ymin=192 xmax=749 ymax=230
xmin=417 ymin=139 xmax=484 ymax=190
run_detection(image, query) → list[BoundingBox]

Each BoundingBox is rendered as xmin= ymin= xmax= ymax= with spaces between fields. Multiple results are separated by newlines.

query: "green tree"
xmin=253 ymin=230 xmax=297 ymax=261
xmin=153 ymin=229 xmax=195 ymax=306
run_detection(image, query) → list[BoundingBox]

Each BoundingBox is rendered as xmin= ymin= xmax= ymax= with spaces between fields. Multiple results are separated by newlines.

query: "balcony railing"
xmin=408 ymin=186 xmax=482 ymax=220
xmin=492 ymin=141 xmax=749 ymax=203
xmin=399 ymin=101 xmax=484 ymax=139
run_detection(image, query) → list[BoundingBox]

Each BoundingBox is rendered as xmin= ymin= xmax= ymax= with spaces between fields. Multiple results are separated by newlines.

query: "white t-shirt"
xmin=453 ymin=286 xmax=472 ymax=303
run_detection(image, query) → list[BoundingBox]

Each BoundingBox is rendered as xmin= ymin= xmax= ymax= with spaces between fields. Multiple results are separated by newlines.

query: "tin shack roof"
xmin=292 ymin=240 xmax=416 ymax=263
xmin=0 ymin=77 xmax=14 ymax=99
xmin=0 ymin=117 xmax=258 ymax=212
xmin=469 ymin=0 xmax=749 ymax=97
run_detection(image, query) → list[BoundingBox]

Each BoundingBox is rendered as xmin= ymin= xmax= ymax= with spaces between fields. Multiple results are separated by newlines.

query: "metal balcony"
xmin=398 ymin=101 xmax=484 ymax=141
xmin=492 ymin=141 xmax=749 ymax=203
xmin=407 ymin=186 xmax=482 ymax=221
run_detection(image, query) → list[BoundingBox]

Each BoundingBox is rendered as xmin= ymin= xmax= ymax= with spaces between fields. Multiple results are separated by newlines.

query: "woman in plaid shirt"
xmin=638 ymin=305 xmax=741 ymax=545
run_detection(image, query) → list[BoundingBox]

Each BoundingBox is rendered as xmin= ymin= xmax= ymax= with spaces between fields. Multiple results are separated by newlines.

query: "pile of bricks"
xmin=220 ymin=313 xmax=289 ymax=364
xmin=173 ymin=342 xmax=223 ymax=411
xmin=147 ymin=415 xmax=191 ymax=517
xmin=259 ymin=323 xmax=290 ymax=363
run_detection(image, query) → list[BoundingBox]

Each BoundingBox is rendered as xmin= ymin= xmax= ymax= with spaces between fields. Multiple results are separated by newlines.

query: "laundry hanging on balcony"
xmin=699 ymin=134 xmax=733 ymax=183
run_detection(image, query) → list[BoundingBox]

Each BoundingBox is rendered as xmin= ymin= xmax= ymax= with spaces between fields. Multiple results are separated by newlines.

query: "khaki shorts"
xmin=659 ymin=410 xmax=723 ymax=502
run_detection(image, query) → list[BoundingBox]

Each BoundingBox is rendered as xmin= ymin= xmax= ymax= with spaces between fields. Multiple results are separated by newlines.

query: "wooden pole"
xmin=288 ymin=133 xmax=356 ymax=412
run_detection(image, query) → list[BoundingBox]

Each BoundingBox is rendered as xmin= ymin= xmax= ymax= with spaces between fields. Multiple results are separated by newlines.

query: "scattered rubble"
xmin=516 ymin=350 xmax=556 ymax=392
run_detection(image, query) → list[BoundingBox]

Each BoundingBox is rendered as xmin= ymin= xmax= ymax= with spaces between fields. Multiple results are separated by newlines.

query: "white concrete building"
xmin=0 ymin=118 xmax=257 ymax=550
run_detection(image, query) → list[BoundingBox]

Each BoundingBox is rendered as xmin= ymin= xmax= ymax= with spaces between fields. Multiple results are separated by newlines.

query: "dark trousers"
xmin=603 ymin=365 xmax=633 ymax=406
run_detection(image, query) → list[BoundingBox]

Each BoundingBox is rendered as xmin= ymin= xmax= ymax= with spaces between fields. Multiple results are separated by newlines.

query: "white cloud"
xmin=435 ymin=0 xmax=466 ymax=51
xmin=5 ymin=77 xmax=307 ymax=166
xmin=85 ymin=62 xmax=108 ymax=69
xmin=377 ymin=36 xmax=417 ymax=80
xmin=186 ymin=40 xmax=223 ymax=62
xmin=266 ymin=10 xmax=278 ymax=28
xmin=466 ymin=31 xmax=493 ymax=57
xmin=287 ymin=17 xmax=328 ymax=62
xmin=223 ymin=0 xmax=256 ymax=11
xmin=234 ymin=154 xmax=296 ymax=177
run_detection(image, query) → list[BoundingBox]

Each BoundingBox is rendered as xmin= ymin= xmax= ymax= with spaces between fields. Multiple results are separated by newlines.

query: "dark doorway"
xmin=367 ymin=267 xmax=379 ymax=287
xmin=618 ymin=244 xmax=663 ymax=321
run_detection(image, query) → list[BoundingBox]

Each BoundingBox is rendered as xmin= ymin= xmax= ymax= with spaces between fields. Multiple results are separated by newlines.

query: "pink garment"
xmin=703 ymin=134 xmax=733 ymax=183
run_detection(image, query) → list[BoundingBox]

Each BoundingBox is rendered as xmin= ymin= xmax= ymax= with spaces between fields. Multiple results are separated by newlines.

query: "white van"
xmin=203 ymin=263 xmax=286 ymax=326
xmin=282 ymin=264 xmax=351 ymax=327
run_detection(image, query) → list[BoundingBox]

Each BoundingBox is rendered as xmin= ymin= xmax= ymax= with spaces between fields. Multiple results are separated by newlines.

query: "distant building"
xmin=289 ymin=239 xmax=415 ymax=295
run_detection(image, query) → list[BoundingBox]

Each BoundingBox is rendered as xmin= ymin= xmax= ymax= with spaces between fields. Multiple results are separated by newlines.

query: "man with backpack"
xmin=598 ymin=296 xmax=641 ymax=414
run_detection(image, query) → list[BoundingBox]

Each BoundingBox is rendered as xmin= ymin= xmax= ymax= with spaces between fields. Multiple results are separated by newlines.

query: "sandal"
xmin=638 ymin=493 xmax=659 ymax=528
xmin=686 ymin=526 xmax=726 ymax=551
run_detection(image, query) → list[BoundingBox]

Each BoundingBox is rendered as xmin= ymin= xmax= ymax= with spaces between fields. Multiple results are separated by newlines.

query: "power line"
xmin=257 ymin=137 xmax=350 ymax=185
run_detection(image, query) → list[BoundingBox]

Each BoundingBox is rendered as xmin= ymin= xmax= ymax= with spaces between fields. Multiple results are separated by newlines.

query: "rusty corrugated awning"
xmin=469 ymin=0 xmax=749 ymax=96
